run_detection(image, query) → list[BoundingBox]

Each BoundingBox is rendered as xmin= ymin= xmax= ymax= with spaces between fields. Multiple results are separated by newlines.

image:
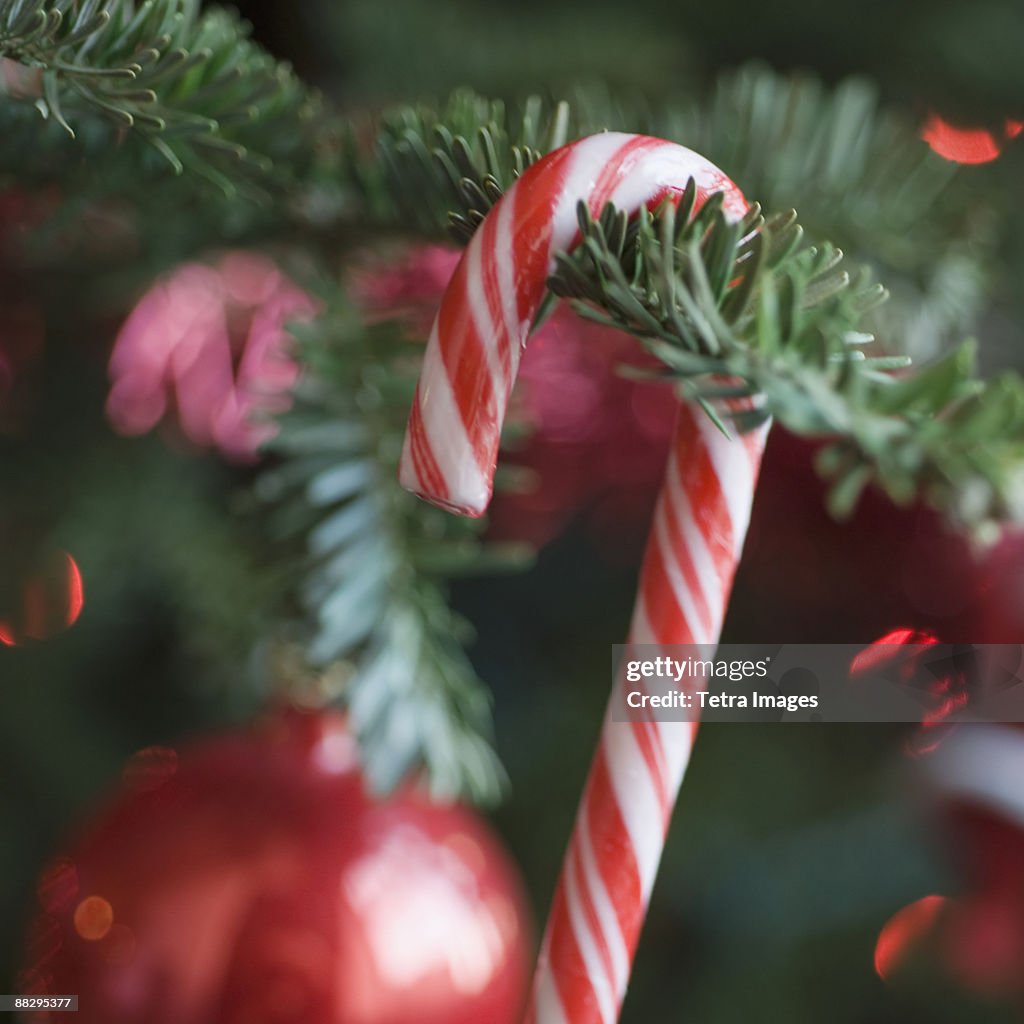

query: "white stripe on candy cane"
xmin=563 ymin=847 xmax=616 ymax=1024
xmin=532 ymin=965 xmax=570 ymax=1024
xmin=576 ymin=801 xmax=631 ymax=991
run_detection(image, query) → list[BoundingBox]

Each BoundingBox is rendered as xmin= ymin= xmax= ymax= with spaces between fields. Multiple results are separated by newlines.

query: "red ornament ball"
xmin=22 ymin=710 xmax=532 ymax=1024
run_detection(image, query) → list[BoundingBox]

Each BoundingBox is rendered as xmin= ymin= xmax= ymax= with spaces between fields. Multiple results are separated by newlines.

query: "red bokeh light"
xmin=849 ymin=628 xmax=939 ymax=678
xmin=921 ymin=114 xmax=1023 ymax=165
xmin=874 ymin=894 xmax=948 ymax=981
xmin=73 ymin=897 xmax=114 ymax=942
xmin=0 ymin=550 xmax=85 ymax=647
xmin=851 ymin=629 xmax=969 ymax=757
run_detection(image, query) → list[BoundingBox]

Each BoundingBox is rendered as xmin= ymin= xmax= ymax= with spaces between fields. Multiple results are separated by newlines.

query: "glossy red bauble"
xmin=23 ymin=710 xmax=531 ymax=1024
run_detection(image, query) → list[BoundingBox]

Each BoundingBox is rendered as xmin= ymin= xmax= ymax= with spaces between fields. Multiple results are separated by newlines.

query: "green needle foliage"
xmin=347 ymin=89 xmax=567 ymax=240
xmin=0 ymin=0 xmax=315 ymax=193
xmin=257 ymin=297 xmax=529 ymax=803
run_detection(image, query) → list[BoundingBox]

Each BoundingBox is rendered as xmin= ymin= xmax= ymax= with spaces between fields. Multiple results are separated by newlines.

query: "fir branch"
xmin=348 ymin=89 xmax=573 ymax=241
xmin=549 ymin=195 xmax=1024 ymax=536
xmin=348 ymin=68 xmax=989 ymax=350
xmin=353 ymin=70 xmax=966 ymax=255
xmin=259 ymin=298 xmax=530 ymax=804
xmin=0 ymin=0 xmax=316 ymax=193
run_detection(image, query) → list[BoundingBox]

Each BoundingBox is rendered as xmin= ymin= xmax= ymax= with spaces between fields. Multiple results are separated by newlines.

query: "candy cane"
xmin=399 ymin=132 xmax=765 ymax=1024
xmin=399 ymin=132 xmax=748 ymax=517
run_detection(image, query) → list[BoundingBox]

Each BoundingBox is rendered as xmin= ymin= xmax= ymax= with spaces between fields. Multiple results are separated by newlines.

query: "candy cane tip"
xmin=416 ymin=489 xmax=490 ymax=518
xmin=397 ymin=461 xmax=491 ymax=518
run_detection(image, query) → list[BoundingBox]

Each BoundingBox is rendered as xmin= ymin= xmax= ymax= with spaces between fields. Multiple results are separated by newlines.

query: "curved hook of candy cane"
xmin=398 ymin=131 xmax=749 ymax=518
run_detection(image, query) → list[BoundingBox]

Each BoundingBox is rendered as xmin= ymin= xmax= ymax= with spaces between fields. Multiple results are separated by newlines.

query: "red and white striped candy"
xmin=527 ymin=402 xmax=768 ymax=1024
xmin=398 ymin=130 xmax=764 ymax=1024
xmin=399 ymin=132 xmax=748 ymax=517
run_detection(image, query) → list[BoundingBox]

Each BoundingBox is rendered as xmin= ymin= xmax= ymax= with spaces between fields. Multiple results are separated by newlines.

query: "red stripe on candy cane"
xmin=587 ymin=136 xmax=666 ymax=217
xmin=406 ymin=388 xmax=449 ymax=501
xmin=436 ymin=264 xmax=498 ymax=467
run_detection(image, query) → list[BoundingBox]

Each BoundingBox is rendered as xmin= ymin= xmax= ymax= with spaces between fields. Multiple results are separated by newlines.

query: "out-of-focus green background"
xmin=3 ymin=1 xmax=1024 ymax=1020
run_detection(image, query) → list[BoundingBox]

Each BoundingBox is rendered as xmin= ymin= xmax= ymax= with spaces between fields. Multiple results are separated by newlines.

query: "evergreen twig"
xmin=258 ymin=299 xmax=530 ymax=804
xmin=348 ymin=70 xmax=989 ymax=352
xmin=0 ymin=0 xmax=316 ymax=193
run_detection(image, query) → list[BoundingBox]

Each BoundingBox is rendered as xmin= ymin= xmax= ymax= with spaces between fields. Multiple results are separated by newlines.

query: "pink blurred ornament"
xmin=22 ymin=708 xmax=532 ymax=1024
xmin=351 ymin=245 xmax=676 ymax=548
xmin=350 ymin=245 xmax=461 ymax=337
xmin=106 ymin=252 xmax=318 ymax=461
